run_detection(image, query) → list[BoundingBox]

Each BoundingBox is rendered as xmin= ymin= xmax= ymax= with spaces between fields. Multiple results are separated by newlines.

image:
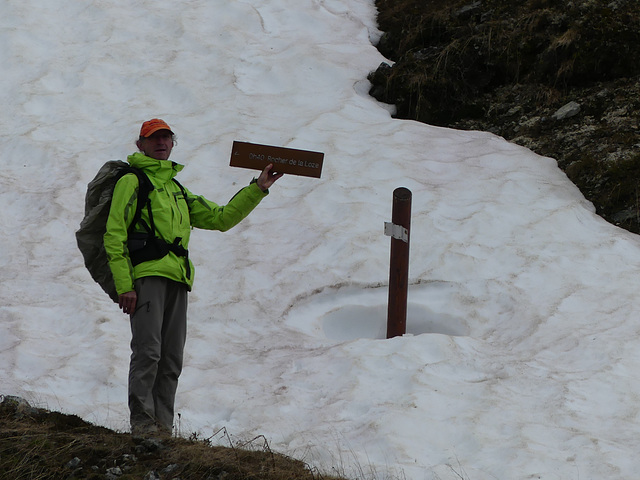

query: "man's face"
xmin=137 ymin=129 xmax=174 ymax=160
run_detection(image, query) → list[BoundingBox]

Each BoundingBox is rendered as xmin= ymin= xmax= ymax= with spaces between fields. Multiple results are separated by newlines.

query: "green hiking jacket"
xmin=104 ymin=152 xmax=267 ymax=296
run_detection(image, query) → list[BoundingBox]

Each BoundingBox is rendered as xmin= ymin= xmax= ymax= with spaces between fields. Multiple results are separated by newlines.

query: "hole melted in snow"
xmin=286 ymin=282 xmax=470 ymax=341
xmin=323 ymin=303 xmax=469 ymax=341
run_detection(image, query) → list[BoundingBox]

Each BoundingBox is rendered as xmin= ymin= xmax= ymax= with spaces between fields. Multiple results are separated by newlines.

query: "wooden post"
xmin=386 ymin=187 xmax=412 ymax=339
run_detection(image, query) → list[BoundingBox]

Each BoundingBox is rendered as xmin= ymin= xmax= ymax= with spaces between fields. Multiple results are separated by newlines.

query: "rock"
xmin=66 ymin=457 xmax=82 ymax=469
xmin=368 ymin=63 xmax=393 ymax=101
xmin=0 ymin=395 xmax=39 ymax=418
xmin=105 ymin=466 xmax=123 ymax=479
xmin=213 ymin=471 xmax=229 ymax=480
xmin=161 ymin=464 xmax=181 ymax=475
xmin=121 ymin=453 xmax=137 ymax=464
xmin=133 ymin=437 xmax=166 ymax=454
xmin=552 ymin=101 xmax=582 ymax=120
xmin=455 ymin=1 xmax=482 ymax=19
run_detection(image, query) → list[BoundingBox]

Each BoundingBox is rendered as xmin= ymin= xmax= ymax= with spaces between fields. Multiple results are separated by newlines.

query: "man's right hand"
xmin=256 ymin=163 xmax=284 ymax=191
xmin=119 ymin=291 xmax=137 ymax=315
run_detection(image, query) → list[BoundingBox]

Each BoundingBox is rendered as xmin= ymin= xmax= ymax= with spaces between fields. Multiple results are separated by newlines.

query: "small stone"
xmin=133 ymin=437 xmax=165 ymax=454
xmin=161 ymin=464 xmax=180 ymax=475
xmin=66 ymin=457 xmax=82 ymax=469
xmin=455 ymin=1 xmax=482 ymax=18
xmin=552 ymin=101 xmax=581 ymax=121
xmin=106 ymin=466 xmax=123 ymax=478
xmin=121 ymin=454 xmax=137 ymax=463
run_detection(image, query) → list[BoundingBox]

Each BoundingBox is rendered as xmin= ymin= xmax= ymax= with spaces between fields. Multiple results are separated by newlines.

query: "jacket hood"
xmin=127 ymin=152 xmax=184 ymax=184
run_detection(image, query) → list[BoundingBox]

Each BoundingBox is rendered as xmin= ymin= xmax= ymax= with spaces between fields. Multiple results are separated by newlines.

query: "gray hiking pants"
xmin=128 ymin=276 xmax=188 ymax=433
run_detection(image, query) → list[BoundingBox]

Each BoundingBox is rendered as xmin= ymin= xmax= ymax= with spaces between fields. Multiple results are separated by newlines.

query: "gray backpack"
xmin=76 ymin=161 xmax=153 ymax=302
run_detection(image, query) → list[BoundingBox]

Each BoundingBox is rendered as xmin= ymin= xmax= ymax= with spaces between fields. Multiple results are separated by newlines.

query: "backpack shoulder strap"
xmin=172 ymin=178 xmax=188 ymax=201
xmin=115 ymin=166 xmax=154 ymax=233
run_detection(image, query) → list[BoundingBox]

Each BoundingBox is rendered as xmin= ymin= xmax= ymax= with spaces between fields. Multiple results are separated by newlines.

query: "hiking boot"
xmin=131 ymin=422 xmax=159 ymax=439
xmin=131 ymin=421 xmax=173 ymax=441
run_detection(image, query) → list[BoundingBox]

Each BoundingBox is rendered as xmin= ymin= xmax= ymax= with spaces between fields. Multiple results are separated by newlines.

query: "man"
xmin=104 ymin=118 xmax=282 ymax=436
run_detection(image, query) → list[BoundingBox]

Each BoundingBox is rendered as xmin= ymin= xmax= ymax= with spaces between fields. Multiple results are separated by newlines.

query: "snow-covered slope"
xmin=2 ymin=1 xmax=640 ymax=479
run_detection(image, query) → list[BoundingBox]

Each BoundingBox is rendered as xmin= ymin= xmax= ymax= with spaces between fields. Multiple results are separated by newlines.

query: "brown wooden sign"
xmin=230 ymin=141 xmax=324 ymax=178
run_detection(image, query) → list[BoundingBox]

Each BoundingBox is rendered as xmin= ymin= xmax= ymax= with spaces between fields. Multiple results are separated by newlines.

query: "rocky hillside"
xmin=369 ymin=0 xmax=640 ymax=233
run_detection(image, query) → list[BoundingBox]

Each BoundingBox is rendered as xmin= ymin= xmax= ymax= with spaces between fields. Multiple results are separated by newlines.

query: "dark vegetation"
xmin=369 ymin=0 xmax=640 ymax=233
xmin=0 ymin=397 xmax=345 ymax=480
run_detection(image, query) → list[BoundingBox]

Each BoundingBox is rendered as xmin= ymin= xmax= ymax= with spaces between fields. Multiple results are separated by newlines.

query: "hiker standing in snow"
xmin=104 ymin=118 xmax=282 ymax=436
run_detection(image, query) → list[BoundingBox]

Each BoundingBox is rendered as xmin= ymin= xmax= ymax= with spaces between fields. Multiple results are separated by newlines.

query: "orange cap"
xmin=139 ymin=118 xmax=173 ymax=138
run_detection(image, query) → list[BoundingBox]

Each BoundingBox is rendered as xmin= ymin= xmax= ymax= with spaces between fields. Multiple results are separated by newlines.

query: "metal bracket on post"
xmin=384 ymin=222 xmax=409 ymax=243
